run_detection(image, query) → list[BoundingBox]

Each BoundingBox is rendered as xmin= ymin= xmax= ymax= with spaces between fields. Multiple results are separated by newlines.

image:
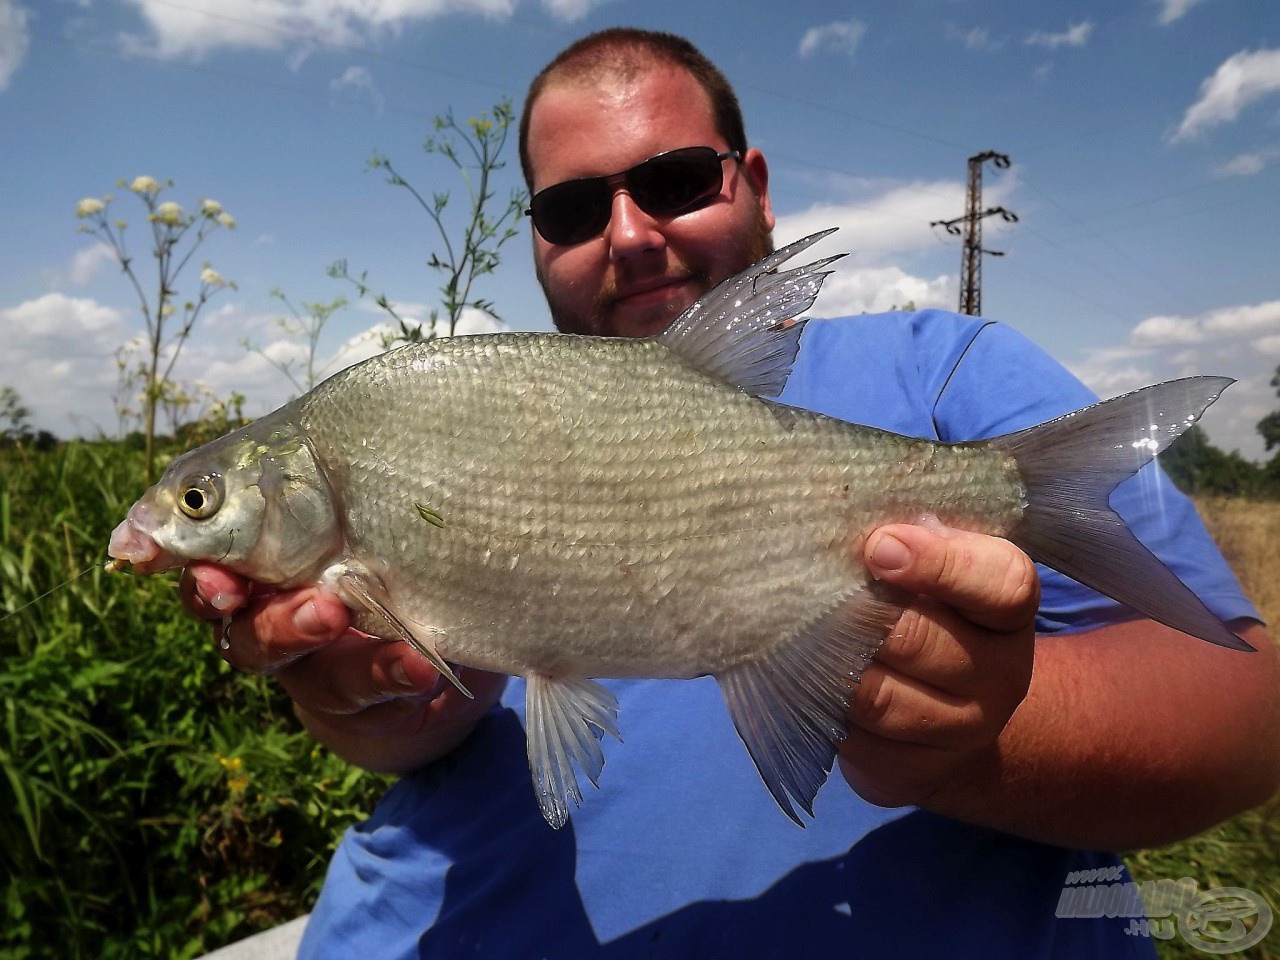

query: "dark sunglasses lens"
xmin=532 ymin=179 xmax=611 ymax=245
xmin=630 ymin=149 xmax=723 ymax=215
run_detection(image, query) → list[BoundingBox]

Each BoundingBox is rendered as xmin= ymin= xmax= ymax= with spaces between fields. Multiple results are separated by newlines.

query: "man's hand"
xmin=181 ymin=562 xmax=506 ymax=773
xmin=838 ymin=522 xmax=1038 ymax=809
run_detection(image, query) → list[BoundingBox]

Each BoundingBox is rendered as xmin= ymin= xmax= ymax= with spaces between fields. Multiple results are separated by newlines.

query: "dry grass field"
xmin=1127 ymin=497 xmax=1280 ymax=959
xmin=1195 ymin=497 xmax=1280 ymax=630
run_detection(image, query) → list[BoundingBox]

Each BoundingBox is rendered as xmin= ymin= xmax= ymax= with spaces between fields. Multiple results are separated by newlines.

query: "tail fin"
xmin=989 ymin=377 xmax=1253 ymax=652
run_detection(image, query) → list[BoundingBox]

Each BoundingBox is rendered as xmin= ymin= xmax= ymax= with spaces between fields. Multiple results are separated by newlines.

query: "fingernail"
xmin=390 ymin=662 xmax=415 ymax=689
xmin=871 ymin=533 xmax=911 ymax=573
xmin=292 ymin=600 xmax=328 ymax=638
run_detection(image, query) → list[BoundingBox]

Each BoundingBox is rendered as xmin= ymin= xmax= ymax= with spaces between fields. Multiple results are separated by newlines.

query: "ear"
xmin=742 ymin=147 xmax=775 ymax=231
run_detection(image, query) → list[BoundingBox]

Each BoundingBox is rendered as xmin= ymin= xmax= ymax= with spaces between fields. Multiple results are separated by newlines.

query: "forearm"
xmin=921 ymin=620 xmax=1280 ymax=850
xmin=296 ymin=670 xmax=509 ymax=775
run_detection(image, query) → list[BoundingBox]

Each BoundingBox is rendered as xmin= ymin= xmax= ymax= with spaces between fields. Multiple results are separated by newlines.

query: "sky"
xmin=1 ymin=0 xmax=1278 ymax=459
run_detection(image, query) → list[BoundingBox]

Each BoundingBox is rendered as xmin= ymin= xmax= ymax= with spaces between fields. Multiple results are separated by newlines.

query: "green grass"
xmin=0 ymin=441 xmax=387 ymax=958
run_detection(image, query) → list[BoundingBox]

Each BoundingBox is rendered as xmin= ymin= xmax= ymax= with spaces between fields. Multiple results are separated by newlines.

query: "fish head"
xmin=108 ymin=418 xmax=343 ymax=586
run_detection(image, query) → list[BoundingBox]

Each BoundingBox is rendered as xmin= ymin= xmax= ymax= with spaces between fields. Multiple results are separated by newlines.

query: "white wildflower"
xmin=150 ymin=201 xmax=184 ymax=226
xmin=216 ymin=212 xmax=237 ymax=229
xmin=200 ymin=267 xmax=225 ymax=286
xmin=130 ymin=175 xmax=161 ymax=195
xmin=75 ymin=197 xmax=105 ymax=218
xmin=201 ymin=198 xmax=223 ymax=217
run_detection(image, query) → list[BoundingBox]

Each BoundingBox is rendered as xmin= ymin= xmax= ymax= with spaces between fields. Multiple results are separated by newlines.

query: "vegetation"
xmin=0 ymin=439 xmax=387 ymax=959
xmin=75 ymin=178 xmax=237 ymax=483
xmin=1161 ymin=365 xmax=1280 ymax=499
xmin=330 ymin=99 xmax=527 ymax=346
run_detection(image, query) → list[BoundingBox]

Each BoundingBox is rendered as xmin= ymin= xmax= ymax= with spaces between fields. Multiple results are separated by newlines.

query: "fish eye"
xmin=177 ymin=473 xmax=223 ymax=520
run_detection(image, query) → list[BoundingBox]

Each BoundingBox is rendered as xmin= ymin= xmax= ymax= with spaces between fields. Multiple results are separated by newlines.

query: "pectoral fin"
xmin=524 ymin=674 xmax=621 ymax=828
xmin=336 ymin=571 xmax=473 ymax=699
xmin=717 ymin=584 xmax=902 ymax=825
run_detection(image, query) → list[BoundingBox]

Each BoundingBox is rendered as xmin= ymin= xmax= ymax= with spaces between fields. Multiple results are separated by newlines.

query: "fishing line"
xmin=0 ymin=561 xmax=118 ymax=624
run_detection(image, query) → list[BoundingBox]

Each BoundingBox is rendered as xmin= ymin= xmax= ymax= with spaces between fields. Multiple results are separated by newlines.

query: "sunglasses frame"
xmin=527 ymin=146 xmax=742 ymax=246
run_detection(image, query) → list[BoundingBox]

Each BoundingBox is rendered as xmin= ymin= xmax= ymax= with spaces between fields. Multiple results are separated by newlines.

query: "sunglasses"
xmin=527 ymin=146 xmax=742 ymax=246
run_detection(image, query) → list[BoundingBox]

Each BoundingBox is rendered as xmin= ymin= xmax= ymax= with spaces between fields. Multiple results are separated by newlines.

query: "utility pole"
xmin=930 ymin=151 xmax=1018 ymax=316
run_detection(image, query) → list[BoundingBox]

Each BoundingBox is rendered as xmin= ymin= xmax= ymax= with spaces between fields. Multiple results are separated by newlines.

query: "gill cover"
xmin=143 ymin=418 xmax=342 ymax=586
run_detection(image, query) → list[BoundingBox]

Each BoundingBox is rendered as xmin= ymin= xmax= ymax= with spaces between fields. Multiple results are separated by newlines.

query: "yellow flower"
xmin=150 ymin=201 xmax=184 ymax=226
xmin=130 ymin=175 xmax=161 ymax=195
xmin=75 ymin=197 xmax=105 ymax=218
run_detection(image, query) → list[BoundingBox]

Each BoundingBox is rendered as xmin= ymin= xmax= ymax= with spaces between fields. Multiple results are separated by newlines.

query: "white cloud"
xmin=1170 ymin=48 xmax=1280 ymax=142
xmin=68 ymin=244 xmax=119 ymax=285
xmin=1156 ymin=0 xmax=1206 ymax=25
xmin=1213 ymin=149 xmax=1278 ymax=178
xmin=330 ymin=65 xmax=384 ymax=114
xmin=773 ymin=172 xmax=1016 ymax=266
xmin=1025 ymin=21 xmax=1093 ymax=49
xmin=116 ymin=0 xmax=541 ymax=60
xmin=1133 ymin=301 xmax=1280 ymax=346
xmin=798 ymin=18 xmax=867 ymax=59
xmin=0 ymin=294 xmax=131 ymax=436
xmin=0 ymin=0 xmax=30 ymax=91
xmin=1074 ymin=300 xmax=1280 ymax=460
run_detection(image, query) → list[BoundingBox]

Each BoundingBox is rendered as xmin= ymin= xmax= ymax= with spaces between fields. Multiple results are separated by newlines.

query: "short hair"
xmin=519 ymin=28 xmax=748 ymax=188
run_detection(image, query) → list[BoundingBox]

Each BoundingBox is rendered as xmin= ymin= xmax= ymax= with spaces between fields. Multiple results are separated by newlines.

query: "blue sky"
xmin=1 ymin=0 xmax=1278 ymax=458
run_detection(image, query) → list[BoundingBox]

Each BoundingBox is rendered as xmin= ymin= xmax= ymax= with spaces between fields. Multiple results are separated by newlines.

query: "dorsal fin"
xmin=657 ymin=229 xmax=844 ymax=398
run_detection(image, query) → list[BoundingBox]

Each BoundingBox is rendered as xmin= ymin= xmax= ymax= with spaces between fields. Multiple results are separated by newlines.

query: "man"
xmin=185 ymin=28 xmax=1279 ymax=958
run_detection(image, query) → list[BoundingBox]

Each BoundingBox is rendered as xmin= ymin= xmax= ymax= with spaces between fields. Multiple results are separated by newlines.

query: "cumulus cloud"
xmin=798 ymin=18 xmax=867 ymax=59
xmin=115 ymin=0 xmax=594 ymax=59
xmin=1170 ymin=48 xmax=1280 ymax=142
xmin=0 ymin=294 xmax=131 ymax=436
xmin=1156 ymin=0 xmax=1207 ymax=25
xmin=330 ymin=65 xmax=384 ymax=114
xmin=1025 ymin=21 xmax=1093 ymax=49
xmin=0 ymin=0 xmax=30 ymax=91
xmin=769 ymin=178 xmax=1009 ymax=317
xmin=1073 ymin=299 xmax=1280 ymax=460
xmin=774 ymin=172 xmax=1015 ymax=265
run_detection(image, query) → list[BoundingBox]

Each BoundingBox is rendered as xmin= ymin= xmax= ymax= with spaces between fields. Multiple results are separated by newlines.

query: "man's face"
xmin=525 ymin=65 xmax=776 ymax=338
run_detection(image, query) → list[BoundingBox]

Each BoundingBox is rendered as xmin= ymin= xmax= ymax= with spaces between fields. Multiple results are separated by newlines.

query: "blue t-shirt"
xmin=299 ymin=312 xmax=1257 ymax=960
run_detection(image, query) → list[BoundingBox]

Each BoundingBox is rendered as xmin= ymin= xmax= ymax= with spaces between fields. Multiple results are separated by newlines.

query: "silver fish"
xmin=108 ymin=231 xmax=1250 ymax=828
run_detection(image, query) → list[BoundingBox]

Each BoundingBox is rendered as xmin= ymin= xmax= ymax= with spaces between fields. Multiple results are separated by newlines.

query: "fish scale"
xmin=108 ymin=231 xmax=1251 ymax=829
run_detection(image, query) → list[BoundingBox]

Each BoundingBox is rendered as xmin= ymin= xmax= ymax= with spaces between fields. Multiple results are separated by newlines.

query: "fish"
xmin=107 ymin=230 xmax=1252 ymax=829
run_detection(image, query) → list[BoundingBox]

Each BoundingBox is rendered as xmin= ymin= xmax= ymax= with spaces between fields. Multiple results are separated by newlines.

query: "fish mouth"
xmin=108 ymin=508 xmax=182 ymax=574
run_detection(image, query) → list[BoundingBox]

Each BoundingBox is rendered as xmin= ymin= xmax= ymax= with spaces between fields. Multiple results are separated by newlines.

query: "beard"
xmin=539 ymin=201 xmax=775 ymax=337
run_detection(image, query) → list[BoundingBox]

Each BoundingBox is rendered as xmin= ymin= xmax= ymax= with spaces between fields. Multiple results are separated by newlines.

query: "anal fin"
xmin=525 ymin=675 xmax=621 ymax=828
xmin=336 ymin=570 xmax=473 ymax=699
xmin=717 ymin=585 xmax=901 ymax=825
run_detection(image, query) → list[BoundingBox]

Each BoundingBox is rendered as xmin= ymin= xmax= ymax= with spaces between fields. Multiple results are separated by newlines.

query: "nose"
xmin=605 ymin=189 xmax=665 ymax=263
